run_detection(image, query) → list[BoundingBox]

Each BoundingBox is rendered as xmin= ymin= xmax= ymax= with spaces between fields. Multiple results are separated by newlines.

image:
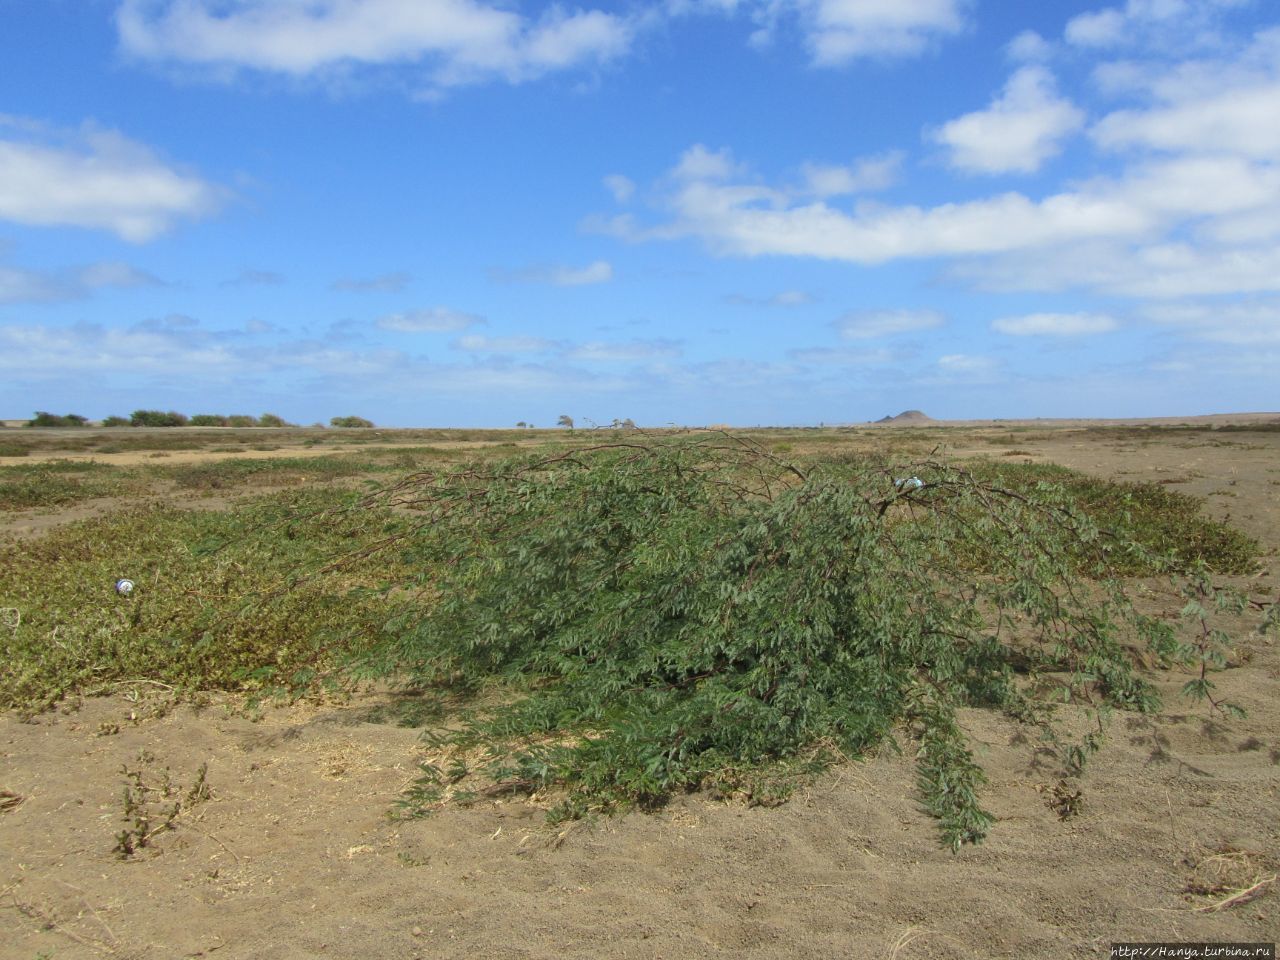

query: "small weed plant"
xmin=113 ymin=752 xmax=212 ymax=858
xmin=361 ymin=434 xmax=1263 ymax=849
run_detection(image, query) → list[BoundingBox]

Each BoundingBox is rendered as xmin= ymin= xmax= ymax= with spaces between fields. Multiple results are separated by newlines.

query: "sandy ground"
xmin=2 ymin=424 xmax=1278 ymax=959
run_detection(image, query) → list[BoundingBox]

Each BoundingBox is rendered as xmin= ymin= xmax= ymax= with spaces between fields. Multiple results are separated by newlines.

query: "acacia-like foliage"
xmin=364 ymin=434 xmax=1244 ymax=849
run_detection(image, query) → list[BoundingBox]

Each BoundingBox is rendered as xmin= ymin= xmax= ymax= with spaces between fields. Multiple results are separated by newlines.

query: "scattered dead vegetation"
xmin=1182 ymin=842 xmax=1277 ymax=912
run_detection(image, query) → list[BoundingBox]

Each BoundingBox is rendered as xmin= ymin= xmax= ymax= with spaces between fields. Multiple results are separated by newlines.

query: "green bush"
xmin=130 ymin=410 xmax=189 ymax=428
xmin=226 ymin=414 xmax=258 ymax=428
xmin=27 ymin=411 xmax=88 ymax=428
xmin=331 ymin=416 xmax=375 ymax=428
xmin=364 ymin=437 xmax=1257 ymax=848
xmin=258 ymin=413 xmax=291 ymax=428
xmin=102 ymin=415 xmax=131 ymax=427
xmin=189 ymin=414 xmax=229 ymax=427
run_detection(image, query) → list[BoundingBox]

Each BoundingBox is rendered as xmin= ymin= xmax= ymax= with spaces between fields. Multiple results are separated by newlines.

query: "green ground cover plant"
xmin=0 ymin=489 xmax=413 ymax=711
xmin=964 ymin=461 xmax=1257 ymax=575
xmin=0 ymin=460 xmax=150 ymax=510
xmin=159 ymin=448 xmax=458 ymax=492
xmin=357 ymin=435 xmax=1262 ymax=849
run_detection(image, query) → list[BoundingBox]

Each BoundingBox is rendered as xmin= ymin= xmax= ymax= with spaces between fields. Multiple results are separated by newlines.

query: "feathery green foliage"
xmin=363 ymin=434 xmax=1249 ymax=849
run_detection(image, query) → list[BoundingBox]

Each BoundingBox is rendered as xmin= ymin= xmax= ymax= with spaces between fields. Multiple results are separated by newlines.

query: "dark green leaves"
xmin=364 ymin=436 xmax=1258 ymax=848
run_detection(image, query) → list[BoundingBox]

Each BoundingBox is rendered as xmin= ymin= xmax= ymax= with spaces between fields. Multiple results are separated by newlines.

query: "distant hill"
xmin=875 ymin=410 xmax=932 ymax=424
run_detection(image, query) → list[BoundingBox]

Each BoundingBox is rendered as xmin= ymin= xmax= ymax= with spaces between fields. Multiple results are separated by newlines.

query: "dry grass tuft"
xmin=1183 ymin=843 xmax=1277 ymax=911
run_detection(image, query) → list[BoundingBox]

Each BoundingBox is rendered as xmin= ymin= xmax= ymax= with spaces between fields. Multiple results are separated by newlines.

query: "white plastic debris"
xmin=114 ymin=578 xmax=135 ymax=596
xmin=894 ymin=476 xmax=924 ymax=490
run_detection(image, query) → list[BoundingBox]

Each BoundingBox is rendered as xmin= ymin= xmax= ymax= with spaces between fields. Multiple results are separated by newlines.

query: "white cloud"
xmin=603 ymin=142 xmax=1280 ymax=286
xmin=798 ymin=151 xmax=902 ymax=196
xmin=0 ymin=322 xmax=243 ymax=374
xmin=0 ymin=118 xmax=221 ymax=241
xmin=788 ymin=346 xmax=897 ymax=364
xmin=673 ymin=144 xmax=742 ymax=182
xmin=549 ymin=260 xmax=614 ymax=286
xmin=603 ymin=174 xmax=636 ymax=203
xmin=1092 ymin=80 xmax=1280 ymax=159
xmin=332 ymin=272 xmax=411 ymax=293
xmin=0 ymin=267 xmax=65 ymax=303
xmin=0 ymin=261 xmax=161 ymax=304
xmin=1064 ymin=0 xmax=1251 ymax=51
xmin=992 ymin=312 xmax=1117 ymax=336
xmin=494 ymin=260 xmax=614 ymax=286
xmin=375 ymin=307 xmax=482 ymax=333
xmin=935 ymin=353 xmax=999 ymax=379
xmin=837 ymin=308 xmax=944 ymax=339
xmin=566 ymin=339 xmax=681 ymax=361
xmin=222 ymin=268 xmax=285 ymax=287
xmin=801 ymin=0 xmax=967 ymax=65
xmin=957 ymin=239 xmax=1280 ymax=299
xmin=1064 ymin=8 xmax=1126 ymax=48
xmin=769 ymin=289 xmax=815 ymax=306
xmin=1006 ymin=29 xmax=1052 ymax=62
xmin=453 ymin=334 xmax=559 ymax=353
xmin=932 ymin=66 xmax=1084 ymax=174
xmin=725 ymin=289 xmax=816 ymax=306
xmin=1143 ymin=299 xmax=1280 ymax=344
xmin=117 ymin=0 xmax=634 ymax=89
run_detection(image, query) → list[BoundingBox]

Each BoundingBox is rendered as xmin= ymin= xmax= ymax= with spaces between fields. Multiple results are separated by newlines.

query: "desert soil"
xmin=2 ymin=422 xmax=1278 ymax=959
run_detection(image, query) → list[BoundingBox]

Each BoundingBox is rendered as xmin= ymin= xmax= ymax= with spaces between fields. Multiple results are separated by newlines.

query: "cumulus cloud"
xmin=1064 ymin=0 xmax=1257 ymax=58
xmin=0 ymin=117 xmax=222 ymax=241
xmin=332 ymin=272 xmax=411 ymax=293
xmin=1143 ymin=299 xmax=1280 ymax=344
xmin=837 ymin=308 xmax=944 ymax=339
xmin=798 ymin=151 xmax=902 ymax=196
xmin=1063 ymin=7 xmax=1126 ymax=47
xmin=0 ymin=260 xmax=162 ymax=304
xmin=453 ymin=334 xmax=559 ymax=353
xmin=117 ymin=0 xmax=634 ymax=90
xmin=932 ymin=66 xmax=1084 ymax=174
xmin=496 ymin=260 xmax=614 ymax=286
xmin=725 ymin=289 xmax=816 ymax=306
xmin=0 ymin=321 xmax=243 ymax=374
xmin=222 ymin=268 xmax=285 ymax=287
xmin=1092 ymin=79 xmax=1280 ymax=159
xmin=598 ymin=139 xmax=1280 ymax=290
xmin=787 ymin=346 xmax=897 ymax=364
xmin=800 ymin=0 xmax=968 ymax=65
xmin=1006 ymin=29 xmax=1052 ymax=62
xmin=375 ymin=307 xmax=482 ymax=333
xmin=992 ymin=312 xmax=1117 ymax=335
xmin=603 ymin=174 xmax=636 ymax=203
xmin=934 ymin=353 xmax=1000 ymax=380
xmin=956 ymin=238 xmax=1280 ymax=299
xmin=565 ymin=339 xmax=681 ymax=361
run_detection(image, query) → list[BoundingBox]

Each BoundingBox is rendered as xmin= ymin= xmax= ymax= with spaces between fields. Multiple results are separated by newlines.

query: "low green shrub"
xmin=362 ymin=437 xmax=1259 ymax=848
xmin=27 ymin=411 xmax=88 ymax=428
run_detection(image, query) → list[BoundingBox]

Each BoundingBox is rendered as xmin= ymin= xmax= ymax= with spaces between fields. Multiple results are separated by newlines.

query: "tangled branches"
xmin=359 ymin=433 xmax=1257 ymax=849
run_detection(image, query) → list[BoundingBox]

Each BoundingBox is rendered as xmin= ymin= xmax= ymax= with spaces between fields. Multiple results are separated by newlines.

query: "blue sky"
xmin=1 ymin=0 xmax=1277 ymax=427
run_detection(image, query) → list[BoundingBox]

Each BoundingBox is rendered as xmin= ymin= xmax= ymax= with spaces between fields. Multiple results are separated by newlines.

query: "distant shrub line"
xmin=14 ymin=410 xmax=375 ymax=428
